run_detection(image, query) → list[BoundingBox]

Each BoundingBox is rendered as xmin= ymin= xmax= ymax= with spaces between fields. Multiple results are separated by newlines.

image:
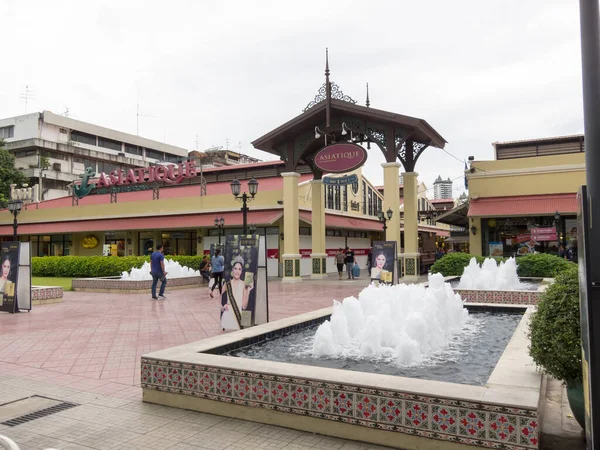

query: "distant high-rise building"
xmin=433 ymin=175 xmax=453 ymax=199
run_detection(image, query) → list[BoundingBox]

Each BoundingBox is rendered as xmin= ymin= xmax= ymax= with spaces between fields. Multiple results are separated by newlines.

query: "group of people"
xmin=335 ymin=247 xmax=357 ymax=280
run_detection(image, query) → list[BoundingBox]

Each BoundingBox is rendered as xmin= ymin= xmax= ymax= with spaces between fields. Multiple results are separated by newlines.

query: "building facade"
xmin=433 ymin=175 xmax=453 ymax=199
xmin=0 ymin=111 xmax=189 ymax=200
xmin=466 ymin=134 xmax=585 ymax=258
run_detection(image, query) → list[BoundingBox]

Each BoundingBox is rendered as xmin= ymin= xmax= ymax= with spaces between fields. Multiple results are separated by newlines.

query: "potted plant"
xmin=528 ymin=265 xmax=584 ymax=428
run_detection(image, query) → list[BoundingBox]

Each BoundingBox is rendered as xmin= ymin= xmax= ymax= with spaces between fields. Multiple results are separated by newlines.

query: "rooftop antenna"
xmin=225 ymin=138 xmax=230 ymax=150
xmin=62 ymin=107 xmax=70 ymax=117
xmin=366 ymin=82 xmax=370 ymax=108
xmin=136 ymin=93 xmax=156 ymax=136
xmin=20 ymin=85 xmax=35 ymax=113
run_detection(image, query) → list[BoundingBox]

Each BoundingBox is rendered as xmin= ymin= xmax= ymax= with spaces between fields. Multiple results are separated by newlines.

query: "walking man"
xmin=150 ymin=244 xmax=167 ymax=300
xmin=210 ymin=248 xmax=225 ymax=298
xmin=345 ymin=247 xmax=355 ymax=280
xmin=335 ymin=248 xmax=345 ymax=280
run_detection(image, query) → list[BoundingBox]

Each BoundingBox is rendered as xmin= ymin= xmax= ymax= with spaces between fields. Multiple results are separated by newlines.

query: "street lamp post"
xmin=214 ymin=216 xmax=225 ymax=245
xmin=231 ymin=178 xmax=259 ymax=235
xmin=377 ymin=208 xmax=394 ymax=234
xmin=554 ymin=210 xmax=563 ymax=246
xmin=7 ymin=200 xmax=23 ymax=242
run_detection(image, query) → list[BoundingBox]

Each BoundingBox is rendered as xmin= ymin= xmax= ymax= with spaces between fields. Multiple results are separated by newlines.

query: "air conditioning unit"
xmin=52 ymin=163 xmax=61 ymax=171
xmin=118 ymin=152 xmax=125 ymax=157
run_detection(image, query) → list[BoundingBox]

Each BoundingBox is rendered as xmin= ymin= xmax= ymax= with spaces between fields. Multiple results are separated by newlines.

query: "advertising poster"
xmin=531 ymin=226 xmax=557 ymax=242
xmin=0 ymin=242 xmax=20 ymax=313
xmin=371 ymin=241 xmax=397 ymax=284
xmin=220 ymin=235 xmax=259 ymax=331
xmin=489 ymin=242 xmax=504 ymax=257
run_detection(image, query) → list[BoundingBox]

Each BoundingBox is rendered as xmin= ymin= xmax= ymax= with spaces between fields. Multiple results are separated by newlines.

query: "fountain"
xmin=120 ymin=259 xmax=200 ymax=280
xmin=313 ymin=273 xmax=468 ymax=366
xmin=450 ymin=257 xmax=550 ymax=305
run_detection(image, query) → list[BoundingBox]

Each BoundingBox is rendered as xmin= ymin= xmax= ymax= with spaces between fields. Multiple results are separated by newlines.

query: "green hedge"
xmin=32 ymin=255 xmax=204 ymax=278
xmin=514 ymin=253 xmax=574 ymax=278
xmin=430 ymin=252 xmax=574 ymax=278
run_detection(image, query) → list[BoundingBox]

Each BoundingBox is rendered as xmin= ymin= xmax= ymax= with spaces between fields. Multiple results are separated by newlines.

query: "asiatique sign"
xmin=314 ymin=143 xmax=368 ymax=174
xmin=73 ymin=161 xmax=197 ymax=198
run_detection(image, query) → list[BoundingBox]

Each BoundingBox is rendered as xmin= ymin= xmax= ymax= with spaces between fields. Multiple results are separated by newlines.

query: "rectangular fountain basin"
xmin=141 ymin=304 xmax=543 ymax=450
xmin=72 ymin=276 xmax=202 ymax=293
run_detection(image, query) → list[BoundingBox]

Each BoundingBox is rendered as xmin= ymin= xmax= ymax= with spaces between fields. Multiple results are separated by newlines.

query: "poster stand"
xmin=1 ymin=241 xmax=32 ymax=314
xmin=370 ymin=241 xmax=398 ymax=286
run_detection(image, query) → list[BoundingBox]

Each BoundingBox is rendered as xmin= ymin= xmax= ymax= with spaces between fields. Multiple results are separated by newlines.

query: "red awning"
xmin=0 ymin=210 xmax=283 ymax=236
xmin=468 ymin=193 xmax=577 ymax=217
xmin=299 ymin=211 xmax=383 ymax=231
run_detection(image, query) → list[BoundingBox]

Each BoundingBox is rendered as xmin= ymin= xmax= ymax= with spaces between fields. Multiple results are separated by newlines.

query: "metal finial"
xmin=325 ymin=48 xmax=331 ymax=127
xmin=366 ymin=82 xmax=370 ymax=107
xmin=325 ymin=48 xmax=330 ymax=77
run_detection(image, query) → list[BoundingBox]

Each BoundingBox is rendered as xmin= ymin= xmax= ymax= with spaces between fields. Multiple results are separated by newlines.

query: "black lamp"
xmin=470 ymin=225 xmax=477 ymax=235
xmin=7 ymin=199 xmax=23 ymax=242
xmin=230 ymin=179 xmax=241 ymax=197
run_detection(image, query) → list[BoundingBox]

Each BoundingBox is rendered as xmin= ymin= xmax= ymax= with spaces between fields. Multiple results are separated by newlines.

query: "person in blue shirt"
xmin=210 ymin=248 xmax=225 ymax=298
xmin=150 ymin=244 xmax=168 ymax=300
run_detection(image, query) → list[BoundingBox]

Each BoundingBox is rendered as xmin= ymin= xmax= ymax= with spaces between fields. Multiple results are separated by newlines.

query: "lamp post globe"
xmin=248 ymin=178 xmax=259 ymax=197
xmin=230 ymin=179 xmax=241 ymax=197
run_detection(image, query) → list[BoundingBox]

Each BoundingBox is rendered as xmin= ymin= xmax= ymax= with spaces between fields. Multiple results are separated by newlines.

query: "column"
xmin=310 ymin=179 xmax=327 ymax=279
xmin=469 ymin=218 xmax=482 ymax=256
xmin=130 ymin=231 xmax=140 ymax=256
xmin=382 ymin=162 xmax=402 ymax=278
xmin=281 ymin=172 xmax=302 ymax=282
xmin=153 ymin=230 xmax=162 ymax=252
xmin=402 ymin=171 xmax=420 ymax=281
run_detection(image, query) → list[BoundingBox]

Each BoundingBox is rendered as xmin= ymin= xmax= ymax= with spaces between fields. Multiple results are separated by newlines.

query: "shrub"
xmin=528 ymin=265 xmax=581 ymax=383
xmin=516 ymin=253 xmax=574 ymax=278
xmin=32 ymin=255 xmax=203 ymax=278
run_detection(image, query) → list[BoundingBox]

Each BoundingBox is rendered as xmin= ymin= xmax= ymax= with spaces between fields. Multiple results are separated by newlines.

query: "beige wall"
xmin=72 ymin=232 xmax=104 ymax=256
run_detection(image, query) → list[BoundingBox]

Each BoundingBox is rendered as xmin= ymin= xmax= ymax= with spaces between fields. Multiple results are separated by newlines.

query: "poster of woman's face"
xmin=371 ymin=240 xmax=396 ymax=280
xmin=223 ymin=235 xmax=259 ymax=316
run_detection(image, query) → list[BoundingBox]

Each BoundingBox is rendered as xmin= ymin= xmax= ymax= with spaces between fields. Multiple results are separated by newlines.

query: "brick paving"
xmin=0 ymin=275 xmax=398 ymax=449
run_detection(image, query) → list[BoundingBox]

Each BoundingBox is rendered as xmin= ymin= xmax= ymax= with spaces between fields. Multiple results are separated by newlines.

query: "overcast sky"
xmin=1 ymin=0 xmax=583 ymax=198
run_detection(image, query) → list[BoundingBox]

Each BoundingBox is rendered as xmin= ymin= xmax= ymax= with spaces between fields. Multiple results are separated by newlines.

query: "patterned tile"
xmin=152 ymin=365 xmax=168 ymax=386
xmin=310 ymin=388 xmax=332 ymax=413
xmin=216 ymin=375 xmax=233 ymax=396
xmin=459 ymin=409 xmax=486 ymax=439
xmin=182 ymin=369 xmax=198 ymax=391
xmin=233 ymin=376 xmax=251 ymax=400
xmin=290 ymin=384 xmax=310 ymax=409
xmin=250 ymin=379 xmax=270 ymax=402
xmin=379 ymin=398 xmax=403 ymax=424
xmin=489 ymin=413 xmax=517 ymax=443
xmin=431 ymin=406 xmax=457 ymax=434
xmin=332 ymin=390 xmax=353 ymax=417
xmin=519 ymin=417 xmax=539 ymax=447
xmin=355 ymin=395 xmax=378 ymax=421
xmin=198 ymin=371 xmax=216 ymax=394
xmin=141 ymin=363 xmax=152 ymax=385
xmin=271 ymin=382 xmax=291 ymax=406
xmin=168 ymin=367 xmax=183 ymax=388
xmin=405 ymin=401 xmax=428 ymax=429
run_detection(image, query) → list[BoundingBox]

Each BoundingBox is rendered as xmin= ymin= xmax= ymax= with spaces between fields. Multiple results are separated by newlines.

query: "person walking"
xmin=210 ymin=248 xmax=225 ymax=298
xmin=150 ymin=244 xmax=167 ymax=300
xmin=335 ymin=248 xmax=345 ymax=280
xmin=345 ymin=247 xmax=356 ymax=280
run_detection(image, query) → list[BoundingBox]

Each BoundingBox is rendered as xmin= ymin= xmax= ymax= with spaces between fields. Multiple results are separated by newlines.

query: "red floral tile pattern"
xmin=379 ymin=399 xmax=403 ymax=424
xmin=520 ymin=417 xmax=539 ymax=447
xmin=216 ymin=375 xmax=232 ymax=396
xmin=310 ymin=388 xmax=332 ymax=413
xmin=489 ymin=413 xmax=517 ymax=443
xmin=198 ymin=371 xmax=215 ymax=394
xmin=182 ymin=369 xmax=198 ymax=391
xmin=271 ymin=382 xmax=291 ymax=407
xmin=291 ymin=384 xmax=310 ymax=409
xmin=431 ymin=406 xmax=457 ymax=434
xmin=405 ymin=401 xmax=428 ymax=429
xmin=355 ymin=395 xmax=378 ymax=420
xmin=168 ymin=367 xmax=183 ymax=388
xmin=459 ymin=409 xmax=486 ymax=439
xmin=332 ymin=390 xmax=353 ymax=417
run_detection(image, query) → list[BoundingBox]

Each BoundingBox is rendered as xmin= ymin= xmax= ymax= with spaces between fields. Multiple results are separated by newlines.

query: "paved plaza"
xmin=0 ymin=275 xmax=398 ymax=450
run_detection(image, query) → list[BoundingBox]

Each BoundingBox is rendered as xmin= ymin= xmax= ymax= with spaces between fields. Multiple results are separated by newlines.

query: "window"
xmin=0 ymin=126 xmax=14 ymax=139
xmin=164 ymin=154 xmax=180 ymax=163
xmin=362 ymin=181 xmax=366 ymax=214
xmin=368 ymin=187 xmax=373 ymax=216
xmin=125 ymin=144 xmax=143 ymax=156
xmin=98 ymin=137 xmax=122 ymax=152
xmin=377 ymin=197 xmax=382 ymax=215
xmin=73 ymin=157 xmax=96 ymax=171
xmin=71 ymin=130 xmax=97 ymax=146
xmin=334 ymin=186 xmax=341 ymax=211
xmin=97 ymin=161 xmax=120 ymax=174
xmin=29 ymin=235 xmax=71 ymax=256
xmin=326 ymin=185 xmax=334 ymax=209
xmin=342 ymin=186 xmax=348 ymax=212
xmin=146 ymin=148 xmax=164 ymax=160
xmin=16 ymin=150 xmax=37 ymax=158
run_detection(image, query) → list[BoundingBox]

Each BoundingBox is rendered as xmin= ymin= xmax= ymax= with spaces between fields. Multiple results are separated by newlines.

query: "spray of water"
xmin=456 ymin=257 xmax=522 ymax=290
xmin=120 ymin=259 xmax=200 ymax=280
xmin=312 ymin=273 xmax=468 ymax=366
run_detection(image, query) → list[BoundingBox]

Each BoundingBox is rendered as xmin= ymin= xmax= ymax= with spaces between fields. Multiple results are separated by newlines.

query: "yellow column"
xmin=382 ymin=162 xmax=401 ymax=269
xmin=281 ymin=172 xmax=302 ymax=282
xmin=402 ymin=171 xmax=420 ymax=281
xmin=469 ymin=218 xmax=482 ymax=256
xmin=130 ymin=231 xmax=140 ymax=256
xmin=153 ymin=230 xmax=162 ymax=253
xmin=310 ymin=179 xmax=327 ymax=279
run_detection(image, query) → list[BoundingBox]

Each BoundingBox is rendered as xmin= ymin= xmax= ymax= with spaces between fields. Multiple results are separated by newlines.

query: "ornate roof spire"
xmin=325 ymin=48 xmax=331 ymax=127
xmin=366 ymin=82 xmax=370 ymax=107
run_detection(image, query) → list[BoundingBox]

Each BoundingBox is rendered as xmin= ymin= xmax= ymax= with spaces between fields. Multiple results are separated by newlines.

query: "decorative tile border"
xmin=72 ymin=276 xmax=202 ymax=292
xmin=31 ymin=286 xmax=63 ymax=301
xmin=454 ymin=289 xmax=540 ymax=305
xmin=141 ymin=359 xmax=539 ymax=449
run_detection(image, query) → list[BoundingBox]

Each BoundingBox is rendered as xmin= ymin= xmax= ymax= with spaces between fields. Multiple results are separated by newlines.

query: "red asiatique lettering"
xmin=95 ymin=161 xmax=197 ymax=187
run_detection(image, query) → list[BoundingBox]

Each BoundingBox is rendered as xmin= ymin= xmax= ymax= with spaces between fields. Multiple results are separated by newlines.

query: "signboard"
xmin=531 ymin=226 xmax=557 ymax=242
xmin=0 ymin=242 xmax=20 ymax=313
xmin=515 ymin=233 xmax=531 ymax=244
xmin=314 ymin=143 xmax=368 ymax=174
xmin=489 ymin=242 xmax=503 ymax=257
xmin=323 ymin=174 xmax=358 ymax=186
xmin=73 ymin=161 xmax=198 ymax=198
xmin=220 ymin=235 xmax=260 ymax=331
xmin=371 ymin=241 xmax=397 ymax=285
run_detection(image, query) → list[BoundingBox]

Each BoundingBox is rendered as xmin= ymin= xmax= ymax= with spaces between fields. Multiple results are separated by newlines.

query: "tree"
xmin=0 ymin=139 xmax=28 ymax=208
